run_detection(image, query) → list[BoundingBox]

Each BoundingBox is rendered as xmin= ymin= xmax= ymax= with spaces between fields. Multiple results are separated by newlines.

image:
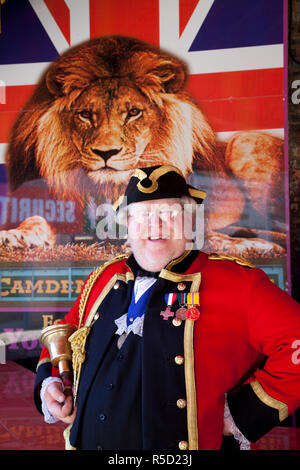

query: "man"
xmin=34 ymin=164 xmax=300 ymax=450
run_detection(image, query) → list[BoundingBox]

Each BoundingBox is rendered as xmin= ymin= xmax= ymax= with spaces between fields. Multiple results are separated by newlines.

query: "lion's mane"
xmin=3 ymin=35 xmax=287 ymax=257
xmin=6 ymin=36 xmax=224 ymax=205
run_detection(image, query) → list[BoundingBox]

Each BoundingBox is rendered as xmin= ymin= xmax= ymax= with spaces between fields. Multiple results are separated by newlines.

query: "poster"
xmin=0 ymin=0 xmax=288 ymax=361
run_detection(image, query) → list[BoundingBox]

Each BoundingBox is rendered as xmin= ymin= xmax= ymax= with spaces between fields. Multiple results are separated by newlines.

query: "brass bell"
xmin=39 ymin=324 xmax=77 ymax=398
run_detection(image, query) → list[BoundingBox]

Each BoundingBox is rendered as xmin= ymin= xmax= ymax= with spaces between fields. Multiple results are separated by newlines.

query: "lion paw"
xmin=0 ymin=216 xmax=55 ymax=248
xmin=205 ymin=232 xmax=285 ymax=259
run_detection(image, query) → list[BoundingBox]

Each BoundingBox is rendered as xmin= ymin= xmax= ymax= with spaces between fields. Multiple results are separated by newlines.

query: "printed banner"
xmin=0 ymin=0 xmax=288 ymax=358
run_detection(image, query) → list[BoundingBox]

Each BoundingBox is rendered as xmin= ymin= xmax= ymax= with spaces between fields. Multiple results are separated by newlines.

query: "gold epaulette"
xmin=208 ymin=253 xmax=256 ymax=269
xmin=78 ymin=253 xmax=129 ymax=328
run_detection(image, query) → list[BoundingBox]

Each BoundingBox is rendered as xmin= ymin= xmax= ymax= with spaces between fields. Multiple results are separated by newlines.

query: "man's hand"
xmin=44 ymin=381 xmax=76 ymax=424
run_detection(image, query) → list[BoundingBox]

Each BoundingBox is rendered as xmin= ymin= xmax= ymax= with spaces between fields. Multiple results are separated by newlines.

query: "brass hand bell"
xmin=39 ymin=323 xmax=77 ymax=401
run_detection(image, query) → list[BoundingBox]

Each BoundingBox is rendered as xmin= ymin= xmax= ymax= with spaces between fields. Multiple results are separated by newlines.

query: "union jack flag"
xmin=0 ymin=0 xmax=285 ymax=180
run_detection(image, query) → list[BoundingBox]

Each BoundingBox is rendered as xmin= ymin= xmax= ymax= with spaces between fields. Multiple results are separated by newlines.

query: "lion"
xmin=0 ymin=35 xmax=285 ymax=258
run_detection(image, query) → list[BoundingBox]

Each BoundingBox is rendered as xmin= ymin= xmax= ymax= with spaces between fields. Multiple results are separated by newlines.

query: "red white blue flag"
xmin=0 ymin=0 xmax=285 ymax=180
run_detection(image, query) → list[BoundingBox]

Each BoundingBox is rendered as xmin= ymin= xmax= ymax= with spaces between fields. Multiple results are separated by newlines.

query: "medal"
xmin=186 ymin=306 xmax=200 ymax=321
xmin=160 ymin=292 xmax=200 ymax=321
xmin=175 ymin=293 xmax=187 ymax=320
xmin=175 ymin=307 xmax=187 ymax=320
xmin=184 ymin=292 xmax=200 ymax=321
xmin=160 ymin=307 xmax=174 ymax=320
xmin=172 ymin=317 xmax=182 ymax=327
xmin=160 ymin=293 xmax=176 ymax=320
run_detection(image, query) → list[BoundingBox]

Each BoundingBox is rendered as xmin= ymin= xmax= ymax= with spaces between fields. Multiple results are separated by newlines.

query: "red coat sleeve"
xmin=228 ymin=268 xmax=300 ymax=441
xmin=247 ymin=269 xmax=300 ymax=411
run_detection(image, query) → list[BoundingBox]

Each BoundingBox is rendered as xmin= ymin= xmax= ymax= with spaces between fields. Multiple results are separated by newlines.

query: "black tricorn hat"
xmin=113 ymin=165 xmax=206 ymax=212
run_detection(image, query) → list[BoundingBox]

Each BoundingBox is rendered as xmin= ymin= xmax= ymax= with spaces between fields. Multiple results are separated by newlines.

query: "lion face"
xmin=6 ymin=36 xmax=218 ymax=203
xmin=69 ymin=80 xmax=163 ymax=187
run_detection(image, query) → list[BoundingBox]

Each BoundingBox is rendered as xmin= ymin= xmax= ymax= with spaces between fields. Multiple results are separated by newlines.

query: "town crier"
xmin=34 ymin=165 xmax=300 ymax=450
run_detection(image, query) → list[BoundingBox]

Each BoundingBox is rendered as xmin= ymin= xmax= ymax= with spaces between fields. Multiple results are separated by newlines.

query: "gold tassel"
xmin=69 ymin=326 xmax=90 ymax=405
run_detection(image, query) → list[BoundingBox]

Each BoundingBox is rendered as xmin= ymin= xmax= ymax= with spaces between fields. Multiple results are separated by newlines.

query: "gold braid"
xmin=208 ymin=253 xmax=256 ymax=268
xmin=78 ymin=254 xmax=129 ymax=328
xmin=70 ymin=254 xmax=129 ymax=404
xmin=78 ymin=266 xmax=103 ymax=329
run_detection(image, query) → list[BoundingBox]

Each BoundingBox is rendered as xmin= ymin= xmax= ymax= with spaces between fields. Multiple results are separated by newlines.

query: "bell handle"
xmin=58 ymin=359 xmax=74 ymax=413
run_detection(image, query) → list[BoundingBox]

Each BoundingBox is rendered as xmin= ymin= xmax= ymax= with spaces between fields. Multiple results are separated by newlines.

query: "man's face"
xmin=127 ymin=198 xmax=194 ymax=272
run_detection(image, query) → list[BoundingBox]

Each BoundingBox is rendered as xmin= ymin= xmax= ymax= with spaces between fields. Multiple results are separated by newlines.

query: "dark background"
xmin=289 ymin=0 xmax=300 ymax=304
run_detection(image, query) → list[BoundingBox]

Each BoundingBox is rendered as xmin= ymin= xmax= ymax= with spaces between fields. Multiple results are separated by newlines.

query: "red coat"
xmin=35 ymin=250 xmax=300 ymax=450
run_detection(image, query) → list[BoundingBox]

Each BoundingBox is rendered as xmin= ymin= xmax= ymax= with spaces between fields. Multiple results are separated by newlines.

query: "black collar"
xmin=136 ymin=268 xmax=160 ymax=278
xmin=125 ymin=248 xmax=199 ymax=278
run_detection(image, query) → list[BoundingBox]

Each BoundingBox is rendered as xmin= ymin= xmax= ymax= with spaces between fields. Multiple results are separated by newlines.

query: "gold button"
xmin=113 ymin=281 xmax=120 ymax=289
xmin=175 ymin=355 xmax=184 ymax=365
xmin=176 ymin=398 xmax=187 ymax=409
xmin=93 ymin=313 xmax=100 ymax=322
xmin=177 ymin=282 xmax=186 ymax=291
xmin=172 ymin=318 xmax=182 ymax=327
xmin=178 ymin=441 xmax=189 ymax=450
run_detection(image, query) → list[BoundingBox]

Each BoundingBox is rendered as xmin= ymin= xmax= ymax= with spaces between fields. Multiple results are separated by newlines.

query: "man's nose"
xmin=147 ymin=212 xmax=162 ymax=237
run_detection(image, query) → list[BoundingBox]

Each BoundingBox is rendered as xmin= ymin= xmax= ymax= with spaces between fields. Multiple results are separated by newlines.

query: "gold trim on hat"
xmin=113 ymin=166 xmax=205 ymax=210
xmin=134 ymin=165 xmax=184 ymax=194
xmin=188 ymin=187 xmax=207 ymax=200
xmin=113 ymin=195 xmax=125 ymax=211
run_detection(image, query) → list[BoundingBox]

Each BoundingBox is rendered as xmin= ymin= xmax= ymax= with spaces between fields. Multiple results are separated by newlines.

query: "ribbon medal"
xmin=175 ymin=293 xmax=187 ymax=320
xmin=185 ymin=292 xmax=200 ymax=321
xmin=186 ymin=306 xmax=200 ymax=320
xmin=161 ymin=292 xmax=201 ymax=321
xmin=160 ymin=293 xmax=176 ymax=320
xmin=176 ymin=307 xmax=187 ymax=320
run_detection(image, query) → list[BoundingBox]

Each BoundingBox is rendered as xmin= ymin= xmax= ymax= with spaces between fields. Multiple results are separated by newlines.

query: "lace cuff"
xmin=224 ymin=396 xmax=251 ymax=450
xmin=40 ymin=376 xmax=63 ymax=424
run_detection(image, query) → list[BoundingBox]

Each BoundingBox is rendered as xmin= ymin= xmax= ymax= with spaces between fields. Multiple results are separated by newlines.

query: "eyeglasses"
xmin=128 ymin=208 xmax=183 ymax=224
